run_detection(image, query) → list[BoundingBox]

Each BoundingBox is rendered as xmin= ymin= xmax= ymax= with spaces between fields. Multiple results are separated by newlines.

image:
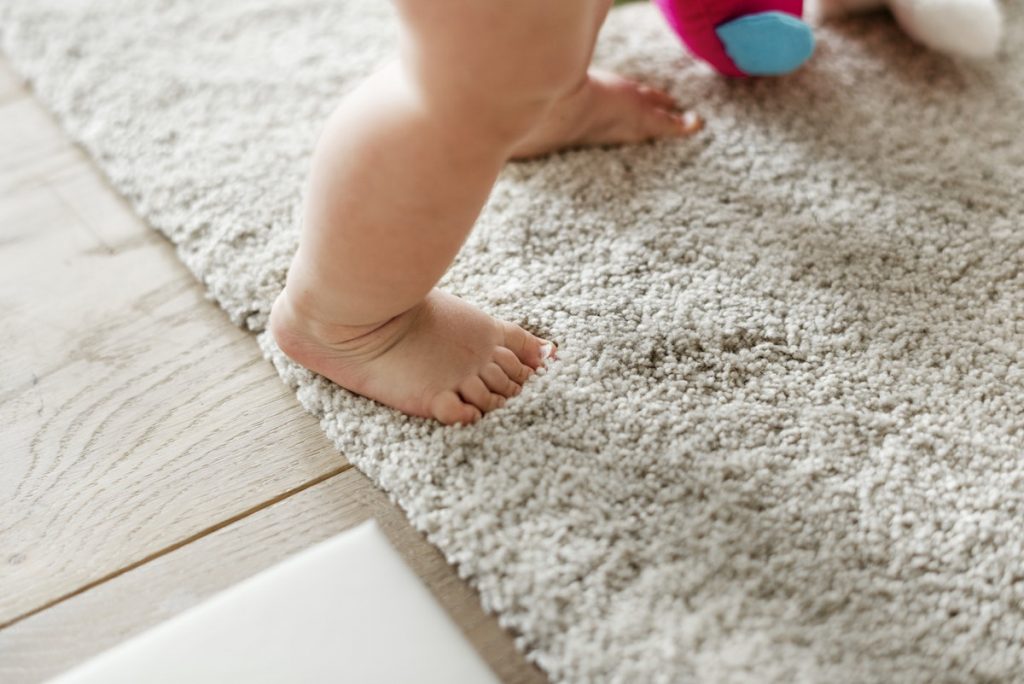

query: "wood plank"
xmin=0 ymin=96 xmax=82 ymax=195
xmin=0 ymin=468 xmax=547 ymax=684
xmin=0 ymin=91 xmax=346 ymax=625
xmin=0 ymin=59 xmax=21 ymax=105
xmin=0 ymin=55 xmax=544 ymax=684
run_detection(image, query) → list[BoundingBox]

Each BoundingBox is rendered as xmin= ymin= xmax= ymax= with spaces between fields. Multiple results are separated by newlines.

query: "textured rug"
xmin=4 ymin=1 xmax=1023 ymax=681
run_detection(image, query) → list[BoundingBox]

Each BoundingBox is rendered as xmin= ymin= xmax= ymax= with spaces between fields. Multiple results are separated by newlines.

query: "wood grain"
xmin=0 ymin=55 xmax=545 ymax=684
xmin=0 ymin=60 xmax=20 ymax=105
xmin=0 ymin=97 xmax=81 ymax=195
xmin=0 ymin=468 xmax=548 ymax=684
xmin=0 ymin=84 xmax=346 ymax=626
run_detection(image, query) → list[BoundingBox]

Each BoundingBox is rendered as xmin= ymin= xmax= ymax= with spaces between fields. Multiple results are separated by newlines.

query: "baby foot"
xmin=510 ymin=69 xmax=702 ymax=159
xmin=269 ymin=289 xmax=553 ymax=425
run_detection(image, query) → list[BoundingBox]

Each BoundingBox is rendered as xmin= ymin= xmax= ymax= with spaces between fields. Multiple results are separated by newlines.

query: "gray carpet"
xmin=4 ymin=1 xmax=1023 ymax=681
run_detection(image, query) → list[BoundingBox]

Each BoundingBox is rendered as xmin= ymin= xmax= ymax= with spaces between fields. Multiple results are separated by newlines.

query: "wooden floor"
xmin=0 ymin=56 xmax=545 ymax=684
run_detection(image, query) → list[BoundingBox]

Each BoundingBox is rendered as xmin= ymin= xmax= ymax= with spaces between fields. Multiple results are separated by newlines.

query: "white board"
xmin=49 ymin=521 xmax=499 ymax=684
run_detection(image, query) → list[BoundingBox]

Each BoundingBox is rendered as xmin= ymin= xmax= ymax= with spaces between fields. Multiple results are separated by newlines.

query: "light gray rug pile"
xmin=4 ymin=1 xmax=1023 ymax=681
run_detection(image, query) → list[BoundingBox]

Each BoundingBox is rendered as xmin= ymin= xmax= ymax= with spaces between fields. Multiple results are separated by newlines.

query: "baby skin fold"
xmin=269 ymin=0 xmax=702 ymax=425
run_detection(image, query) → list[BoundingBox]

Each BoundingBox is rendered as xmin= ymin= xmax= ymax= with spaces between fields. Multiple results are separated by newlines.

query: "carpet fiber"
xmin=4 ymin=1 xmax=1023 ymax=681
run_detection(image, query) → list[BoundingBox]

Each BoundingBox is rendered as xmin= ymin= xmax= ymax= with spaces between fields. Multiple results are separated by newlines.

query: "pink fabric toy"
xmin=653 ymin=0 xmax=816 ymax=77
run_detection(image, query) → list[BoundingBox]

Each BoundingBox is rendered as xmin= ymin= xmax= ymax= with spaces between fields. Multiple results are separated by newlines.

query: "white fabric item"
xmin=48 ymin=522 xmax=498 ymax=684
xmin=887 ymin=0 xmax=1003 ymax=57
xmin=3 ymin=1 xmax=1023 ymax=681
xmin=814 ymin=0 xmax=1004 ymax=56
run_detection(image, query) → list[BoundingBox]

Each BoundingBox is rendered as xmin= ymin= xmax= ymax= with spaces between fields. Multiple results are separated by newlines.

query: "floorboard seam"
xmin=0 ymin=462 xmax=353 ymax=630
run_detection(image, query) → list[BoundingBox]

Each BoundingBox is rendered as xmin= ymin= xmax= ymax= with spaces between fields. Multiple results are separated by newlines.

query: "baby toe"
xmin=458 ymin=376 xmax=505 ymax=413
xmin=642 ymin=107 xmax=702 ymax=141
xmin=494 ymin=347 xmax=533 ymax=386
xmin=431 ymin=390 xmax=481 ymax=425
xmin=481 ymin=362 xmax=521 ymax=398
xmin=635 ymin=83 xmax=679 ymax=110
xmin=502 ymin=322 xmax=554 ymax=369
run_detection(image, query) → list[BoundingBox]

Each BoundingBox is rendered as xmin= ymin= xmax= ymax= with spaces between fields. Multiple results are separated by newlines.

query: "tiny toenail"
xmin=681 ymin=111 xmax=703 ymax=132
xmin=539 ymin=342 xmax=555 ymax=362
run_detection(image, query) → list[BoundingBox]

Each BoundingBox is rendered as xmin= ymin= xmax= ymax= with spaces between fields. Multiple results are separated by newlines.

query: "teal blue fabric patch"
xmin=716 ymin=12 xmax=815 ymax=76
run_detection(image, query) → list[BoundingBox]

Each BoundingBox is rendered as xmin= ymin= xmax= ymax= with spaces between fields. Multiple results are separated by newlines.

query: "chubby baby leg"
xmin=270 ymin=0 xmax=698 ymax=424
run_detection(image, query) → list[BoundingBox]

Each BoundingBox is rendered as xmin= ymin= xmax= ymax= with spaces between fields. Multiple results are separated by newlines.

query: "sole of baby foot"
xmin=269 ymin=288 xmax=555 ymax=425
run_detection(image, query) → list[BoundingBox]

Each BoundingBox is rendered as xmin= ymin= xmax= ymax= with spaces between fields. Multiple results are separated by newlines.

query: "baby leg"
xmin=271 ymin=0 xmax=617 ymax=424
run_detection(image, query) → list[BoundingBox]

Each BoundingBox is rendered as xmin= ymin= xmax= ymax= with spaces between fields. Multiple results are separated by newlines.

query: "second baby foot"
xmin=270 ymin=289 xmax=554 ymax=425
xmin=511 ymin=69 xmax=702 ymax=159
